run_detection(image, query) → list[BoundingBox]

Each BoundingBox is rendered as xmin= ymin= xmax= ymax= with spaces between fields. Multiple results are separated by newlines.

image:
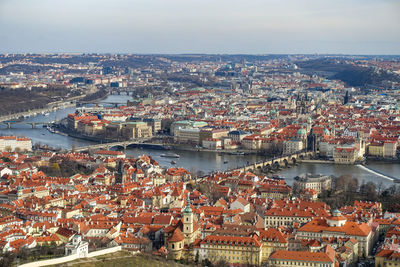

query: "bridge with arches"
xmin=73 ymin=138 xmax=164 ymax=152
xmin=2 ymin=121 xmax=54 ymax=129
xmin=226 ymin=151 xmax=315 ymax=173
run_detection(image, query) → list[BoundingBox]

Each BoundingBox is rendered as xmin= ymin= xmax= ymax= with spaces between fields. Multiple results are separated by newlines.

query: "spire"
xmin=183 ymin=193 xmax=192 ymax=214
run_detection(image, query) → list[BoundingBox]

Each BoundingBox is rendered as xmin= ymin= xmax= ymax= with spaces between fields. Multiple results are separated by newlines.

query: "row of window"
xmin=271 ymin=260 xmax=332 ymax=266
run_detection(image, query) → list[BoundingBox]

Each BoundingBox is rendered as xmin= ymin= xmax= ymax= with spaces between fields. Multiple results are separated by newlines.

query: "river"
xmin=0 ymin=94 xmax=399 ymax=187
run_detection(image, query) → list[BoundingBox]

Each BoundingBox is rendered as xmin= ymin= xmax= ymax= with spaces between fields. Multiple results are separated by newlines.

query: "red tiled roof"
xmin=269 ymin=250 xmax=333 ymax=262
xmin=168 ymin=227 xmax=184 ymax=242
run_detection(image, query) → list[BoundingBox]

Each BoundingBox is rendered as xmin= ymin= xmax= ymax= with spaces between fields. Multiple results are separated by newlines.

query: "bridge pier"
xmin=31 ymin=123 xmax=36 ymax=129
xmin=7 ymin=123 xmax=11 ymax=129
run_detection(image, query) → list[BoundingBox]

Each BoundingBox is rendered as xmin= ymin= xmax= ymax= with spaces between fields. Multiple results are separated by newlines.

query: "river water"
xmin=0 ymin=94 xmax=399 ymax=187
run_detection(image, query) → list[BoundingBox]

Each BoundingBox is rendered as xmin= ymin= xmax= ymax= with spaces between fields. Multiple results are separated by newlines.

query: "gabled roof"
xmin=298 ymin=218 xmax=371 ymax=237
xmin=269 ymin=250 xmax=334 ymax=262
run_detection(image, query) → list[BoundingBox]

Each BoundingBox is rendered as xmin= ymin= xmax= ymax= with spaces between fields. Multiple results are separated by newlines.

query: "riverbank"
xmin=366 ymin=158 xmax=400 ymax=164
xmin=0 ymin=90 xmax=112 ymax=123
xmin=0 ymin=102 xmax=76 ymax=123
xmin=52 ymin=125 xmax=120 ymax=144
xmin=299 ymin=159 xmax=333 ymax=164
xmin=169 ymin=144 xmax=259 ymax=155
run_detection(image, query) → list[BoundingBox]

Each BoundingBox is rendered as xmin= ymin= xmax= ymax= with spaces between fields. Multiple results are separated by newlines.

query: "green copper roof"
xmin=297 ymin=128 xmax=306 ymax=135
xmin=183 ymin=194 xmax=192 ymax=214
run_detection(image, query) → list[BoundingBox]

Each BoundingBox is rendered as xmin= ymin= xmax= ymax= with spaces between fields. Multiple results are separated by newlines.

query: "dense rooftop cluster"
xmin=0 ymin=147 xmax=398 ymax=266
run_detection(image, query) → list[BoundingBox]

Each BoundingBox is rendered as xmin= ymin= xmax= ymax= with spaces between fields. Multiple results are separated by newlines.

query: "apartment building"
xmin=0 ymin=136 xmax=32 ymax=152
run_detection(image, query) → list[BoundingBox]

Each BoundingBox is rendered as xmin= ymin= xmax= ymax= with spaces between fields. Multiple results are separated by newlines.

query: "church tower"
xmin=183 ymin=194 xmax=193 ymax=237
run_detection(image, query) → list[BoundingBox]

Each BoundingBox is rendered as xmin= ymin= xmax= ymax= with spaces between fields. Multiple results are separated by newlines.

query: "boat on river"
xmin=160 ymin=153 xmax=180 ymax=158
xmin=230 ymin=151 xmax=245 ymax=155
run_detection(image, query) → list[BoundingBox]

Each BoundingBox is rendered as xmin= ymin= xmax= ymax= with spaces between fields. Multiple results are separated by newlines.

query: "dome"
xmin=326 ymin=209 xmax=347 ymax=227
xmin=331 ymin=209 xmax=341 ymax=216
xmin=297 ymin=128 xmax=307 ymax=135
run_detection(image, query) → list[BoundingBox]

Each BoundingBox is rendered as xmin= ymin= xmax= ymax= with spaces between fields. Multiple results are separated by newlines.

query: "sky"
xmin=0 ymin=0 xmax=399 ymax=55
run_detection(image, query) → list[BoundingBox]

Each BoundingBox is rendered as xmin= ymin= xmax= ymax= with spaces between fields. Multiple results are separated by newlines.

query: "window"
xmin=172 ymin=244 xmax=174 ymax=249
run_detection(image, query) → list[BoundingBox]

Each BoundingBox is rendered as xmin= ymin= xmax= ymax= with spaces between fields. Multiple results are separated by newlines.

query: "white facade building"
xmin=0 ymin=136 xmax=32 ymax=152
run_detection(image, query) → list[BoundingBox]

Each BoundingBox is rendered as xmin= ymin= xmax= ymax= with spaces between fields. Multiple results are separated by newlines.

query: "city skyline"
xmin=1 ymin=0 xmax=399 ymax=55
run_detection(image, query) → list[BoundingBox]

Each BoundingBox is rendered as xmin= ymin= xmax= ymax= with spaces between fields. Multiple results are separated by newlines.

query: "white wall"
xmin=18 ymin=246 xmax=123 ymax=267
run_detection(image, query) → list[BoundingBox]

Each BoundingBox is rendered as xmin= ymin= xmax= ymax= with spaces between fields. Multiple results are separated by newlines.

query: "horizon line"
xmin=1 ymin=52 xmax=400 ymax=57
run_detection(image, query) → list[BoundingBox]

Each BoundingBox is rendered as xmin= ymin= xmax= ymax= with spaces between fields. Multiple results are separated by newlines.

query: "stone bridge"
xmin=76 ymin=101 xmax=125 ymax=108
xmin=73 ymin=138 xmax=163 ymax=152
xmin=226 ymin=151 xmax=315 ymax=173
xmin=2 ymin=121 xmax=53 ymax=129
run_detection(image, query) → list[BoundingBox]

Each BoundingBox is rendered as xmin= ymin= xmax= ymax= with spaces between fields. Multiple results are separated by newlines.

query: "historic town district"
xmin=0 ymin=54 xmax=400 ymax=266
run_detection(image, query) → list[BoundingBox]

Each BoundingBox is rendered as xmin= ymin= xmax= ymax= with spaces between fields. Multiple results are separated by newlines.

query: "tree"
xmin=203 ymin=259 xmax=214 ymax=267
xmin=0 ymin=157 xmax=11 ymax=162
xmin=215 ymin=260 xmax=230 ymax=267
xmin=161 ymin=118 xmax=174 ymax=134
xmin=360 ymin=182 xmax=377 ymax=200
xmin=195 ymin=251 xmax=199 ymax=264
xmin=0 ymin=252 xmax=15 ymax=267
xmin=198 ymin=182 xmax=224 ymax=204
xmin=50 ymin=162 xmax=61 ymax=175
xmin=17 ymin=247 xmax=29 ymax=261
xmin=50 ymin=241 xmax=57 ymax=248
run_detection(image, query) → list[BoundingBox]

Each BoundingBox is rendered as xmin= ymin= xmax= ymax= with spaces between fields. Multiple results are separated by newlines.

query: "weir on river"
xmin=356 ymin=164 xmax=399 ymax=182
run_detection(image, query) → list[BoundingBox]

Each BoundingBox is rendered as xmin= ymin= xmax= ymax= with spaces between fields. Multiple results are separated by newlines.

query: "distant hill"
xmin=296 ymin=58 xmax=400 ymax=88
xmin=332 ymin=66 xmax=400 ymax=87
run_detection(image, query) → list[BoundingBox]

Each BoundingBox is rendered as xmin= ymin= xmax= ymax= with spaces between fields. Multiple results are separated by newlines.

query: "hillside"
xmin=297 ymin=58 xmax=400 ymax=88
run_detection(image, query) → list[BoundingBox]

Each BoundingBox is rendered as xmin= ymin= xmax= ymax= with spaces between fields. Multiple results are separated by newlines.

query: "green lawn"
xmin=51 ymin=251 xmax=191 ymax=267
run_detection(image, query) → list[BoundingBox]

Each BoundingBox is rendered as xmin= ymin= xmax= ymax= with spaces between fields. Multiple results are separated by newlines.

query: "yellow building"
xmin=174 ymin=128 xmax=201 ymax=144
xmin=258 ymin=184 xmax=292 ymax=200
xmin=334 ymin=147 xmax=357 ymax=164
xmin=375 ymin=250 xmax=400 ymax=267
xmin=198 ymin=234 xmax=262 ymax=266
xmin=77 ymin=120 xmax=106 ymax=136
xmin=199 ymin=128 xmax=229 ymax=142
xmin=121 ymin=122 xmax=153 ymax=139
xmin=259 ymin=228 xmax=288 ymax=263
xmin=368 ymin=142 xmax=384 ymax=157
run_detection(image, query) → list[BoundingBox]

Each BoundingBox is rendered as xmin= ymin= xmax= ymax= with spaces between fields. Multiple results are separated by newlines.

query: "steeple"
xmin=183 ymin=193 xmax=192 ymax=214
xmin=17 ymin=185 xmax=23 ymax=197
xmin=183 ymin=193 xmax=194 ymax=240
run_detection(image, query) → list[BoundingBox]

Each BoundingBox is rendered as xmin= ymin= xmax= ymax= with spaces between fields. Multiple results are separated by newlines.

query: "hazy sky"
xmin=0 ymin=0 xmax=399 ymax=54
